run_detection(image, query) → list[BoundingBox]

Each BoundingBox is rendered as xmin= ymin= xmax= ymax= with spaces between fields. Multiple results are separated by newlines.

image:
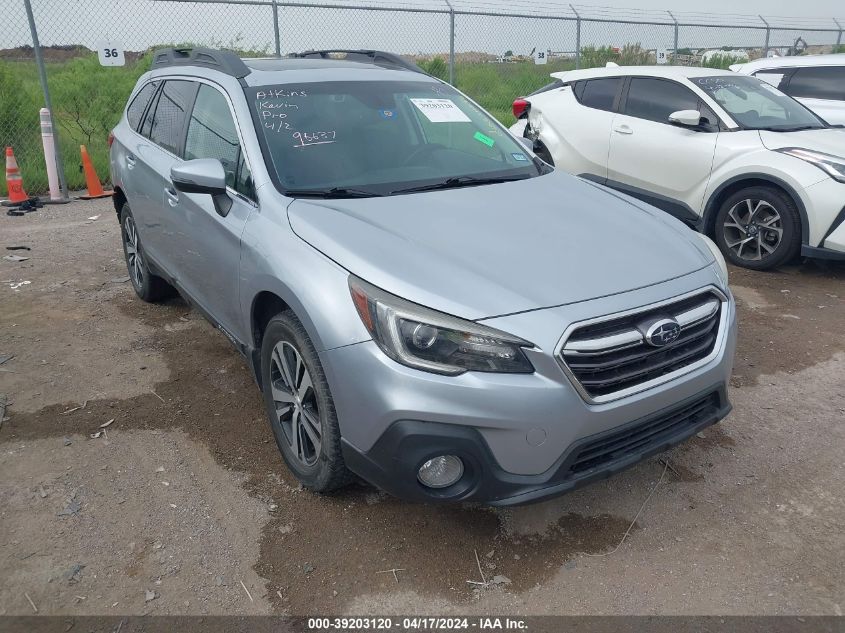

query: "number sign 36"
xmin=96 ymin=41 xmax=125 ymax=67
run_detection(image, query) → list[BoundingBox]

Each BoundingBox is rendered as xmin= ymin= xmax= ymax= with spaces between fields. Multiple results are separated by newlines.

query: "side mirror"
xmin=668 ymin=109 xmax=703 ymax=128
xmin=170 ymin=159 xmax=232 ymax=217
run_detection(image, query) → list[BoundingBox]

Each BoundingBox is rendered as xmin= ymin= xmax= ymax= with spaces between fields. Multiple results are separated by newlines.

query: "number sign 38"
xmin=96 ymin=41 xmax=125 ymax=67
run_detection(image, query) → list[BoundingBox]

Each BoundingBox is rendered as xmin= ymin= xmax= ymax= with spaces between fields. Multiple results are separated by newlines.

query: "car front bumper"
xmin=341 ymin=385 xmax=731 ymax=505
xmin=804 ymin=179 xmax=845 ymax=258
xmin=320 ymin=274 xmax=737 ymax=505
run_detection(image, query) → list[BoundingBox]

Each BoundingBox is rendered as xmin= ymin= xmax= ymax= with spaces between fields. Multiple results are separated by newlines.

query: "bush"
xmin=420 ymin=57 xmax=449 ymax=81
xmin=454 ymin=58 xmax=575 ymax=122
xmin=617 ymin=43 xmax=652 ymax=65
xmin=701 ymin=53 xmax=747 ymax=69
xmin=579 ymin=43 xmax=652 ymax=68
xmin=579 ymin=45 xmax=618 ymax=69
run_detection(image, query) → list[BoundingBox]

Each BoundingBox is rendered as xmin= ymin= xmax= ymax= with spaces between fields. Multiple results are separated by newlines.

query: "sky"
xmin=8 ymin=0 xmax=845 ymax=55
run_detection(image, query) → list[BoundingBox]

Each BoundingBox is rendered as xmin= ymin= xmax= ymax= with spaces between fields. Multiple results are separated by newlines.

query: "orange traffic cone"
xmin=5 ymin=147 xmax=29 ymax=205
xmin=79 ymin=145 xmax=113 ymax=199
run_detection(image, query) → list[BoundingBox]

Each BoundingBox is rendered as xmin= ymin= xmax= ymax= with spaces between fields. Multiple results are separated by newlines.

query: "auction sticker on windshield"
xmin=410 ymin=98 xmax=471 ymax=123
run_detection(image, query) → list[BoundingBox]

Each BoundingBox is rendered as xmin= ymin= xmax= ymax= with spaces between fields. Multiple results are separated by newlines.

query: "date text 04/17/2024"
xmin=306 ymin=617 xmax=529 ymax=631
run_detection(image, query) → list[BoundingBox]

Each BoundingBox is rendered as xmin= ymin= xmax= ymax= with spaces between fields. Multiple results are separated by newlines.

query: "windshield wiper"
xmin=756 ymin=125 xmax=821 ymax=132
xmin=283 ymin=187 xmax=383 ymax=199
xmin=389 ymin=175 xmax=529 ymax=195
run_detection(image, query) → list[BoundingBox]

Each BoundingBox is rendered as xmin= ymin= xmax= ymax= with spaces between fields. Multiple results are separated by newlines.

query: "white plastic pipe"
xmin=39 ymin=107 xmax=61 ymax=201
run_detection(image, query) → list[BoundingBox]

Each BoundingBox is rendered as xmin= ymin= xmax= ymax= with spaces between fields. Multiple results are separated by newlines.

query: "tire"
xmin=713 ymin=186 xmax=801 ymax=271
xmin=120 ymin=204 xmax=175 ymax=302
xmin=260 ymin=310 xmax=353 ymax=492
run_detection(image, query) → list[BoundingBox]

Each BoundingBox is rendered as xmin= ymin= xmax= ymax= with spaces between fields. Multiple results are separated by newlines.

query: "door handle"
xmin=613 ymin=124 xmax=633 ymax=135
xmin=165 ymin=187 xmax=179 ymax=206
xmin=126 ymin=155 xmax=136 ymax=169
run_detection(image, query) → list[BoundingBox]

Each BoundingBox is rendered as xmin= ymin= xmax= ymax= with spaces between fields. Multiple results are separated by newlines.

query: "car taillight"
xmin=512 ymin=98 xmax=530 ymax=119
xmin=107 ymin=131 xmax=115 ymax=148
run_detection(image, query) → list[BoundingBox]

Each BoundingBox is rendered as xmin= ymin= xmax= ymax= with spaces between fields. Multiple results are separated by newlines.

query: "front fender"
xmin=239 ymin=207 xmax=370 ymax=354
xmin=703 ymin=147 xmax=825 ymax=243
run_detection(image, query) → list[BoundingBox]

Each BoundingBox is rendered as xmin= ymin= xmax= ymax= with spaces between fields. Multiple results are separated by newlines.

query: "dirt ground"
xmin=1 ymin=199 xmax=843 ymax=616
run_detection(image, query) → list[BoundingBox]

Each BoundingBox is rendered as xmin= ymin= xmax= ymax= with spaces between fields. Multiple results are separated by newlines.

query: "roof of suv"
xmin=241 ymin=57 xmax=434 ymax=86
xmin=149 ymin=47 xmax=435 ymax=86
xmin=730 ymin=53 xmax=845 ymax=73
xmin=549 ymin=65 xmax=734 ymax=83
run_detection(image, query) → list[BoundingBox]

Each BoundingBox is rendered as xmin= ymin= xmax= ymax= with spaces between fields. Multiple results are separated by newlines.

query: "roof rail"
xmin=150 ymin=47 xmax=251 ymax=79
xmin=289 ymin=49 xmax=426 ymax=75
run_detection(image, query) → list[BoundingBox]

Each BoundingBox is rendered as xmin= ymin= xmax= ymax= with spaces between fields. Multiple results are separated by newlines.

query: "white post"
xmin=39 ymin=108 xmax=61 ymax=201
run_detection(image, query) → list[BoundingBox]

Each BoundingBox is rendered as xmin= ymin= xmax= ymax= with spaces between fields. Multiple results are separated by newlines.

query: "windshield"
xmin=247 ymin=80 xmax=545 ymax=197
xmin=691 ymin=75 xmax=826 ymax=131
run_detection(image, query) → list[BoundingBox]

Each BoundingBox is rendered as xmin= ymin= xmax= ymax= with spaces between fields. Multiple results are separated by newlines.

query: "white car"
xmin=730 ymin=54 xmax=845 ymax=125
xmin=510 ymin=66 xmax=845 ymax=269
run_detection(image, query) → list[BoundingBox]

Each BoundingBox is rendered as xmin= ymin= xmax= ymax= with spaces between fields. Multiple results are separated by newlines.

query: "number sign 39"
xmin=96 ymin=41 xmax=125 ymax=67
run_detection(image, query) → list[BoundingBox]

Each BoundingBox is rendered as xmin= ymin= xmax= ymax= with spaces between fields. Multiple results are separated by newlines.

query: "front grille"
xmin=567 ymin=392 xmax=720 ymax=475
xmin=559 ymin=290 xmax=724 ymax=401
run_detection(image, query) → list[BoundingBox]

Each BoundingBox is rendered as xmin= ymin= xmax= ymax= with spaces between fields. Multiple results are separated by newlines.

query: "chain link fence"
xmin=2 ymin=0 xmax=844 ymax=195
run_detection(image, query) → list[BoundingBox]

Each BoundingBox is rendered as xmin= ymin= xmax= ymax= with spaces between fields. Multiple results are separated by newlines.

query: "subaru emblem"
xmin=645 ymin=318 xmax=681 ymax=347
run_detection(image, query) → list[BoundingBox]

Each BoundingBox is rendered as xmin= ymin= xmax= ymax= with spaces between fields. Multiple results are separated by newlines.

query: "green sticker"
xmin=473 ymin=131 xmax=495 ymax=147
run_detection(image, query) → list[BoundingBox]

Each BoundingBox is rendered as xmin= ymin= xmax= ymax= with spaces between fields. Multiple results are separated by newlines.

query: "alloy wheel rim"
xmin=123 ymin=216 xmax=144 ymax=289
xmin=722 ymin=198 xmax=783 ymax=261
xmin=270 ymin=341 xmax=321 ymax=467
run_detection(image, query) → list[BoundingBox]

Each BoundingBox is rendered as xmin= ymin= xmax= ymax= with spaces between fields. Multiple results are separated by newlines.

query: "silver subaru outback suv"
xmin=110 ymin=47 xmax=737 ymax=505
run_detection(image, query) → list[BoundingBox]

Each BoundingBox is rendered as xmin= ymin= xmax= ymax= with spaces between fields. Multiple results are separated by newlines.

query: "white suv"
xmin=730 ymin=54 xmax=845 ymax=125
xmin=511 ymin=66 xmax=845 ymax=269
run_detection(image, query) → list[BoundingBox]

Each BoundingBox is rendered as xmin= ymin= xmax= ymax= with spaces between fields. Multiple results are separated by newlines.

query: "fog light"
xmin=417 ymin=455 xmax=464 ymax=489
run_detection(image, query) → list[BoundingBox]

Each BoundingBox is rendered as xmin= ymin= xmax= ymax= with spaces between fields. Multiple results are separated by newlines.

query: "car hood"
xmin=287 ymin=172 xmax=712 ymax=320
xmin=759 ymin=128 xmax=845 ymax=157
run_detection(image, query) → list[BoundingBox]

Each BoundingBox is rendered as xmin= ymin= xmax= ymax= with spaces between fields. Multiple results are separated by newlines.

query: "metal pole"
xmin=446 ymin=0 xmax=455 ymax=85
xmin=272 ymin=0 xmax=281 ymax=57
xmin=23 ymin=0 xmax=68 ymax=199
xmin=668 ymin=10 xmax=678 ymax=65
xmin=760 ymin=15 xmax=770 ymax=57
xmin=570 ymin=4 xmax=581 ymax=69
xmin=835 ymin=18 xmax=843 ymax=48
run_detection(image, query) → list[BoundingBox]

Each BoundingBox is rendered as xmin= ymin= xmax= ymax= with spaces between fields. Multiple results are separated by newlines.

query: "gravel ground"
xmin=0 ymin=199 xmax=843 ymax=616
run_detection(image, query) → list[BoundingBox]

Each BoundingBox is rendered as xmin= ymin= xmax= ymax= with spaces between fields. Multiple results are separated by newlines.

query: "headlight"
xmin=700 ymin=234 xmax=729 ymax=286
xmin=349 ymin=276 xmax=535 ymax=375
xmin=775 ymin=147 xmax=845 ymax=183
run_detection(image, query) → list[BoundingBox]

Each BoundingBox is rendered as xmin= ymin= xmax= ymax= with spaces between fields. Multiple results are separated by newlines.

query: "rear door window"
xmin=148 ymin=79 xmax=198 ymax=156
xmin=786 ymin=67 xmax=845 ymax=101
xmin=624 ymin=78 xmax=702 ymax=124
xmin=126 ymin=81 xmax=158 ymax=132
xmin=578 ymin=78 xmax=622 ymax=112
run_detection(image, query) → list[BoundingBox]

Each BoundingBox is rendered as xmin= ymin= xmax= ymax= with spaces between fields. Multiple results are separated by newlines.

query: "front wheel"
xmin=260 ymin=311 xmax=353 ymax=492
xmin=713 ymin=186 xmax=801 ymax=270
